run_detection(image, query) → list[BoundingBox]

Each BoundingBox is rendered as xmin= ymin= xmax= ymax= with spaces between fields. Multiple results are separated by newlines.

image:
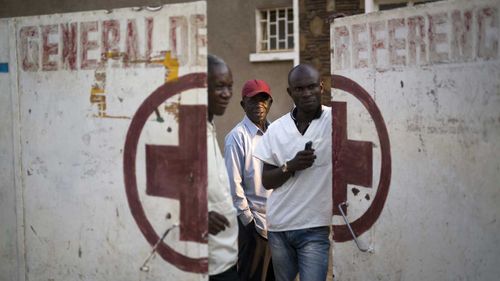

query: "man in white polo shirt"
xmin=253 ymin=64 xmax=332 ymax=281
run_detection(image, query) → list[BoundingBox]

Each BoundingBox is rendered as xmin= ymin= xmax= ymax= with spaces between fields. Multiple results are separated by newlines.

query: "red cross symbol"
xmin=332 ymin=101 xmax=373 ymax=216
xmin=331 ymin=74 xmax=391 ymax=243
xmin=145 ymin=105 xmax=207 ymax=243
xmin=124 ymin=73 xmax=208 ymax=272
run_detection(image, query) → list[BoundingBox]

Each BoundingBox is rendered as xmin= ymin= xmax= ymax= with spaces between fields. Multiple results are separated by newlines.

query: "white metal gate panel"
xmin=330 ymin=0 xmax=500 ymax=280
xmin=4 ymin=1 xmax=208 ymax=280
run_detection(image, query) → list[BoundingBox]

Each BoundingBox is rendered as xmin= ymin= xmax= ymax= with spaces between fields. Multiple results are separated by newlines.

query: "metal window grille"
xmin=258 ymin=7 xmax=294 ymax=52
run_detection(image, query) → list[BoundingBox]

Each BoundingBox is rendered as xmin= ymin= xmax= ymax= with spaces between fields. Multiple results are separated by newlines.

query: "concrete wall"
xmin=1 ymin=2 xmax=208 ymax=280
xmin=208 ymin=0 xmax=295 ymax=147
xmin=330 ymin=0 xmax=500 ymax=280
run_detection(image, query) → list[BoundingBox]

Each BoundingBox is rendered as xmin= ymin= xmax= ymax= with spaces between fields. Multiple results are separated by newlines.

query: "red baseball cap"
xmin=241 ymin=79 xmax=272 ymax=99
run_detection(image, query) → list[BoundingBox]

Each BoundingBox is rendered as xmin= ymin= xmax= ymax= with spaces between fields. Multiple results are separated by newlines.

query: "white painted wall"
xmin=1 ymin=2 xmax=208 ymax=280
xmin=330 ymin=0 xmax=500 ymax=280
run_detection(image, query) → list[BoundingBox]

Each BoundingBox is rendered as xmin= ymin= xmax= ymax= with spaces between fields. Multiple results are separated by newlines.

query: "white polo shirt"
xmin=253 ymin=106 xmax=332 ymax=232
xmin=207 ymin=122 xmax=238 ymax=275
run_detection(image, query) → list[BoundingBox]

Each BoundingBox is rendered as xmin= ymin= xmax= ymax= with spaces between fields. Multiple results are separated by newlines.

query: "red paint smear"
xmin=123 ymin=73 xmax=208 ymax=273
xmin=331 ymin=75 xmax=391 ymax=243
xmin=145 ymin=105 xmax=207 ymax=243
xmin=61 ymin=23 xmax=77 ymax=70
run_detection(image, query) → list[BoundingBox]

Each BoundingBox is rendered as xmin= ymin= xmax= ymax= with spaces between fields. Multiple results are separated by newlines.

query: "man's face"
xmin=241 ymin=93 xmax=272 ymax=125
xmin=208 ymin=64 xmax=233 ymax=117
xmin=287 ymin=69 xmax=323 ymax=113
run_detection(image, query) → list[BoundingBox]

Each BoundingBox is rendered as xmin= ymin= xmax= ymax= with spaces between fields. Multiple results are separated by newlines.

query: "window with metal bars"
xmin=257 ymin=7 xmax=294 ymax=52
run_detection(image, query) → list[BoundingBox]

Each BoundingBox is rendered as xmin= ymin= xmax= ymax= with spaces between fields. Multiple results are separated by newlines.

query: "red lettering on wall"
xmin=190 ymin=14 xmax=207 ymax=66
xmin=61 ymin=23 xmax=77 ymax=70
xmin=170 ymin=16 xmax=188 ymax=66
xmin=334 ymin=26 xmax=350 ymax=70
xmin=451 ymin=10 xmax=473 ymax=61
xmin=408 ymin=16 xmax=427 ymax=66
xmin=102 ymin=20 xmax=120 ymax=66
xmin=369 ymin=21 xmax=387 ymax=68
xmin=80 ymin=21 xmax=99 ymax=70
xmin=145 ymin=17 xmax=159 ymax=68
xmin=478 ymin=7 xmax=498 ymax=59
xmin=20 ymin=26 xmax=39 ymax=72
xmin=41 ymin=25 xmax=58 ymax=71
xmin=388 ymin=18 xmax=406 ymax=66
xmin=125 ymin=19 xmax=139 ymax=67
xmin=352 ymin=24 xmax=368 ymax=68
xmin=429 ymin=13 xmax=449 ymax=63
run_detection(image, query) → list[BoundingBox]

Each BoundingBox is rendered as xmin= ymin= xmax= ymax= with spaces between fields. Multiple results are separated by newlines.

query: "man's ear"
xmin=240 ymin=100 xmax=245 ymax=109
xmin=287 ymin=87 xmax=292 ymax=97
xmin=319 ymin=81 xmax=324 ymax=94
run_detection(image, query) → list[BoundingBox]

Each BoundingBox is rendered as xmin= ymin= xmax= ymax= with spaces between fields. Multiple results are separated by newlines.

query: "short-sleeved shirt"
xmin=253 ymin=106 xmax=332 ymax=232
xmin=224 ymin=115 xmax=271 ymax=238
xmin=207 ymin=121 xmax=238 ymax=275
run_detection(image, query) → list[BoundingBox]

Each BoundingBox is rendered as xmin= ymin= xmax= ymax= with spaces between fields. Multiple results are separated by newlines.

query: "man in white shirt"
xmin=224 ymin=80 xmax=274 ymax=281
xmin=207 ymin=54 xmax=239 ymax=281
xmin=253 ymin=64 xmax=332 ymax=281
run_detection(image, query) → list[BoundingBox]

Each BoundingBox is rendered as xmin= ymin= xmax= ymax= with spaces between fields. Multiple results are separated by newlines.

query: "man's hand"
xmin=287 ymin=149 xmax=316 ymax=172
xmin=209 ymin=211 xmax=230 ymax=235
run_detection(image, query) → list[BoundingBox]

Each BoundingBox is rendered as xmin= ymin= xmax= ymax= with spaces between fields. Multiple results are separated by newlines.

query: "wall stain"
xmin=78 ymin=246 xmax=82 ymax=258
xmin=30 ymin=225 xmax=38 ymax=236
xmin=352 ymin=187 xmax=360 ymax=196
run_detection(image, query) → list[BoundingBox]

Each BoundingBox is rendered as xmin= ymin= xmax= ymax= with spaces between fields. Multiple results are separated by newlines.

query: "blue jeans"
xmin=268 ymin=226 xmax=330 ymax=281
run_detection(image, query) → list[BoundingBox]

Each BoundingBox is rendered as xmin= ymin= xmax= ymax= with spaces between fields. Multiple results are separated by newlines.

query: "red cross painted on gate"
xmin=123 ymin=73 xmax=208 ymax=273
xmin=145 ymin=105 xmax=207 ymax=243
xmin=332 ymin=101 xmax=373 ymax=216
xmin=331 ymin=74 xmax=392 ymax=243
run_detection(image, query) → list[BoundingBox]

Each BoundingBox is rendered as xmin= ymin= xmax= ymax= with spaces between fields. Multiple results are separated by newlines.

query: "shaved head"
xmin=288 ymin=64 xmax=320 ymax=86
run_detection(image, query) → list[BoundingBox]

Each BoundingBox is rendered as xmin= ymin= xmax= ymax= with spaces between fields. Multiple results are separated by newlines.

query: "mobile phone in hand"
xmin=304 ymin=141 xmax=313 ymax=150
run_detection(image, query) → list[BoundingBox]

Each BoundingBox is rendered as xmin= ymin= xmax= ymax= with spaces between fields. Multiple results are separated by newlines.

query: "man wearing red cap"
xmin=224 ymin=79 xmax=274 ymax=281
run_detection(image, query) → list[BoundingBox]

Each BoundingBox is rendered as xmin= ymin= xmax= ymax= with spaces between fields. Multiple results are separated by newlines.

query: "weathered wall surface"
xmin=0 ymin=19 xmax=21 ymax=281
xmin=1 ymin=2 xmax=209 ymax=280
xmin=330 ymin=0 xmax=500 ymax=280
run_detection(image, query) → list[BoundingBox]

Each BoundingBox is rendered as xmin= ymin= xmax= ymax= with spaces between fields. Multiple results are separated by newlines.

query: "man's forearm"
xmin=261 ymin=163 xmax=294 ymax=189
